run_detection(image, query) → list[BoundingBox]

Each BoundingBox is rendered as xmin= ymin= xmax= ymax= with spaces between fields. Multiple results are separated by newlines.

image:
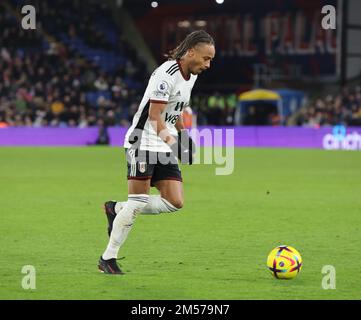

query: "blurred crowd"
xmin=0 ymin=0 xmax=146 ymax=128
xmin=295 ymin=86 xmax=361 ymax=127
xmin=0 ymin=46 xmax=144 ymax=128
xmin=0 ymin=1 xmax=242 ymax=129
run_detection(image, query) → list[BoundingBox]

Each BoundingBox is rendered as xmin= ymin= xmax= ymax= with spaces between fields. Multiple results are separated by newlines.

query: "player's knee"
xmin=121 ymin=197 xmax=149 ymax=224
xmin=170 ymin=199 xmax=183 ymax=209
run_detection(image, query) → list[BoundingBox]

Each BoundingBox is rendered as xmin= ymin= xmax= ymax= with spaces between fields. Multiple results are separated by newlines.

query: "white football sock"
xmin=115 ymin=195 xmax=178 ymax=215
xmin=102 ymin=194 xmax=149 ymax=260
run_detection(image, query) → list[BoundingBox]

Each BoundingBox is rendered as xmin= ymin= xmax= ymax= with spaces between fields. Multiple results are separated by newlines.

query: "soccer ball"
xmin=267 ymin=245 xmax=302 ymax=279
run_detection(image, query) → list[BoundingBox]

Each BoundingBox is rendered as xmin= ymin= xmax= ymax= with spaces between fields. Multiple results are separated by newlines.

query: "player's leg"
xmin=99 ymin=179 xmax=150 ymax=274
xmin=143 ymin=158 xmax=184 ymax=212
xmin=152 ymin=179 xmax=184 ymax=209
xmin=112 ymin=191 xmax=180 ymax=215
xmin=110 ymin=154 xmax=183 ymax=216
xmin=103 ymin=148 xmax=153 ymax=235
xmin=99 ymin=148 xmax=154 ymax=274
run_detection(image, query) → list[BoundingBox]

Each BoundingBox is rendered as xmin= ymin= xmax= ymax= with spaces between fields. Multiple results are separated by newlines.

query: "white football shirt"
xmin=124 ymin=60 xmax=197 ymax=153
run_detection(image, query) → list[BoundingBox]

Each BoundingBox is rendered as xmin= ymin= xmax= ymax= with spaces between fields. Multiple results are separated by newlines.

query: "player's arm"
xmin=148 ymin=102 xmax=192 ymax=164
xmin=175 ymin=113 xmax=196 ymax=164
xmin=148 ymin=102 xmax=177 ymax=145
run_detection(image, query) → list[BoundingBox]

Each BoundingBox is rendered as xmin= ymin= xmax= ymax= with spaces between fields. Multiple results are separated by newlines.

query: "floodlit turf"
xmin=1 ymin=146 xmax=361 ymax=300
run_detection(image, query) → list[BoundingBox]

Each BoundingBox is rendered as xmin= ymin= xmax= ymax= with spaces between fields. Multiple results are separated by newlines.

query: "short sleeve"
xmin=147 ymin=67 xmax=174 ymax=104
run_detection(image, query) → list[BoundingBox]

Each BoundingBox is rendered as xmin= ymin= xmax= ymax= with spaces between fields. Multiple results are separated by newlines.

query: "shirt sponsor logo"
xmin=165 ymin=113 xmax=180 ymax=124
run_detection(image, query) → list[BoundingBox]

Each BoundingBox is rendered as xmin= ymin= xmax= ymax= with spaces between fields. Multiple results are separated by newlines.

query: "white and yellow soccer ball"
xmin=267 ymin=245 xmax=302 ymax=279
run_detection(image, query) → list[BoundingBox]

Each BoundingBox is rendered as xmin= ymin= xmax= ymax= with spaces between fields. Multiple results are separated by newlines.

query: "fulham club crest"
xmin=138 ymin=162 xmax=147 ymax=173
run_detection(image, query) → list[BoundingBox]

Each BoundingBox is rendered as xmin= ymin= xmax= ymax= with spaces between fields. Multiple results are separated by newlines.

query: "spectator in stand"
xmin=296 ymin=85 xmax=361 ymax=127
xmin=0 ymin=0 xmax=147 ymax=128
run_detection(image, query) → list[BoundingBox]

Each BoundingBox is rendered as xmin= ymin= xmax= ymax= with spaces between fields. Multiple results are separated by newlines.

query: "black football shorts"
xmin=125 ymin=148 xmax=182 ymax=186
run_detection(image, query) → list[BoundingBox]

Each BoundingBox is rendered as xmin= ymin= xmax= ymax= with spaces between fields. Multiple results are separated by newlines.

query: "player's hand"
xmin=169 ymin=140 xmax=191 ymax=165
xmin=164 ymin=130 xmax=195 ymax=165
xmin=170 ymin=129 xmax=195 ymax=165
xmin=179 ymin=130 xmax=196 ymax=153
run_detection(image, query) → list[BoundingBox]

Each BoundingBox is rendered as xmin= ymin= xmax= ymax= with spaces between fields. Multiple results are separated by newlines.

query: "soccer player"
xmin=98 ymin=30 xmax=215 ymax=274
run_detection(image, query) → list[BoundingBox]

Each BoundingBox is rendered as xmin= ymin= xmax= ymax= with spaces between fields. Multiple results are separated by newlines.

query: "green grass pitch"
xmin=1 ymin=147 xmax=361 ymax=300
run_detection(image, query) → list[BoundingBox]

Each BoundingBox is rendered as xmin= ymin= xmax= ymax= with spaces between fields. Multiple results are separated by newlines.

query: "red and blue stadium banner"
xmin=161 ymin=0 xmax=339 ymax=81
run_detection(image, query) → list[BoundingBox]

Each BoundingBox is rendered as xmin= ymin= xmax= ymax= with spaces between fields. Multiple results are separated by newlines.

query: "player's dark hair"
xmin=165 ymin=30 xmax=215 ymax=60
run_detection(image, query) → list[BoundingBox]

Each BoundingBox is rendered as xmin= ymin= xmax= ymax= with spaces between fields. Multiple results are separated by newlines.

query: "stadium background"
xmin=1 ymin=0 xmax=360 ymax=134
xmin=1 ymin=0 xmax=361 ymax=300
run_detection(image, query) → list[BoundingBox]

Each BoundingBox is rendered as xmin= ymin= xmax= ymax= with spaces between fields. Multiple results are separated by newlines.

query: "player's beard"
xmin=191 ymin=67 xmax=203 ymax=75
